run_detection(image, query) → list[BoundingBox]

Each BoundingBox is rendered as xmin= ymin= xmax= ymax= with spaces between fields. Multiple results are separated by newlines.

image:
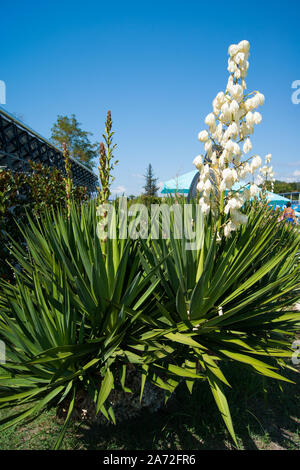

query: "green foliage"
xmin=0 ymin=162 xmax=87 ymax=281
xmin=0 ymin=199 xmax=299 ymax=448
xmin=51 ymin=114 xmax=98 ymax=169
xmin=133 ymin=194 xmax=162 ymax=207
xmin=273 ymin=180 xmax=300 ymax=197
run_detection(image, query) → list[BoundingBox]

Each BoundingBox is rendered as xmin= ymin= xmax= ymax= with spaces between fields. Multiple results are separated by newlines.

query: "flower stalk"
xmin=194 ymin=40 xmax=274 ymax=238
xmin=62 ymin=142 xmax=73 ymax=218
xmin=97 ymin=110 xmax=118 ymax=205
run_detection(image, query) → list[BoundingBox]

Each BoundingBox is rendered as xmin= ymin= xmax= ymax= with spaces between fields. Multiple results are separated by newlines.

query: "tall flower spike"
xmin=97 ymin=110 xmax=118 ymax=205
xmin=193 ymin=40 xmax=272 ymax=237
xmin=62 ymin=142 xmax=73 ymax=219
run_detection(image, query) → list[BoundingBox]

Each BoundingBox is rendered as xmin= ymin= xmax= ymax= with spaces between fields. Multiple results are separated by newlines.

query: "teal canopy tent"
xmin=161 ymin=170 xmax=198 ymax=194
xmin=161 ymin=171 xmax=292 ymax=206
xmin=230 ymin=182 xmax=291 ymax=205
xmin=264 ymin=191 xmax=291 ymax=205
xmin=161 ymin=170 xmax=298 ymax=219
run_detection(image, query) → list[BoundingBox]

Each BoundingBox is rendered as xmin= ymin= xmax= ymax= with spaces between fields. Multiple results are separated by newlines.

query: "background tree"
xmin=143 ymin=164 xmax=160 ymax=197
xmin=51 ymin=114 xmax=98 ymax=169
xmin=273 ymin=180 xmax=300 ymax=196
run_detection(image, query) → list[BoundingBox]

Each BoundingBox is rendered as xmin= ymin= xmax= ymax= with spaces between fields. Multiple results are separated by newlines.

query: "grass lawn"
xmin=0 ymin=362 xmax=299 ymax=450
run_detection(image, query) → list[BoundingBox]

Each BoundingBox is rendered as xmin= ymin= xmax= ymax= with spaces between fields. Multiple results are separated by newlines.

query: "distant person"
xmin=283 ymin=202 xmax=297 ymax=225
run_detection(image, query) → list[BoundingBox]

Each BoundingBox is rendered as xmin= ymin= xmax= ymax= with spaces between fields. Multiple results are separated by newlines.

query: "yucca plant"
xmin=136 ymin=197 xmax=300 ymax=445
xmin=0 ymin=201 xmax=162 ymax=448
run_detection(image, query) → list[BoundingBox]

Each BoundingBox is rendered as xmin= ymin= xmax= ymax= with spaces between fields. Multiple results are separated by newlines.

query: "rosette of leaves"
xmin=0 ymin=201 xmax=162 ymax=448
xmin=137 ymin=198 xmax=300 ymax=445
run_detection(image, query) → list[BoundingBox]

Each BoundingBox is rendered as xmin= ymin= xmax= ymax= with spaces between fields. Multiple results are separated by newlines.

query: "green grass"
xmin=0 ymin=362 xmax=299 ymax=450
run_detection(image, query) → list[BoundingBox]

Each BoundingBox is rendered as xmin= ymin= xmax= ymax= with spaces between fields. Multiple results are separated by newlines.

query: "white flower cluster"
xmin=193 ymin=40 xmax=273 ymax=237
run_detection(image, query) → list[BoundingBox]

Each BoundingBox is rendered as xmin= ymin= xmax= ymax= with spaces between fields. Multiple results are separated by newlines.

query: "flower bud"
xmin=198 ymin=130 xmax=209 ymax=142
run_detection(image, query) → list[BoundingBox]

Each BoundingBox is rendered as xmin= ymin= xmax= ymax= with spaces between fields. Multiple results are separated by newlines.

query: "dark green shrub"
xmin=0 ymin=162 xmax=87 ymax=281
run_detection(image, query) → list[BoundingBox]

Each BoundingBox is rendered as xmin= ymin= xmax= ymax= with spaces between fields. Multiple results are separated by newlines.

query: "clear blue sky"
xmin=1 ymin=0 xmax=300 ymax=195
